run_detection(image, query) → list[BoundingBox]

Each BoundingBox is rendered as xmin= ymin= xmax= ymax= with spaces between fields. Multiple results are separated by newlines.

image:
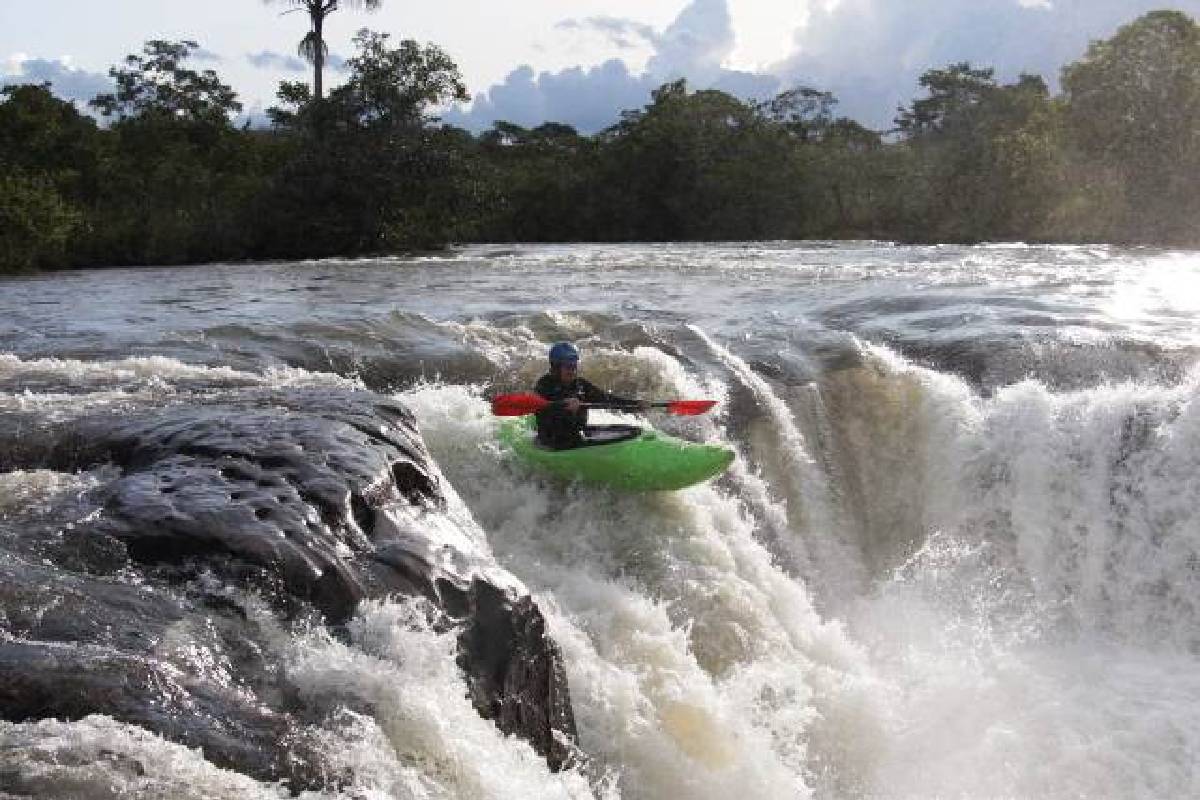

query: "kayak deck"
xmin=498 ymin=417 xmax=734 ymax=492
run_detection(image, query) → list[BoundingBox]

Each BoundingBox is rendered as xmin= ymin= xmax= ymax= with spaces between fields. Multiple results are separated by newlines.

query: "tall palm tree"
xmin=267 ymin=0 xmax=382 ymax=100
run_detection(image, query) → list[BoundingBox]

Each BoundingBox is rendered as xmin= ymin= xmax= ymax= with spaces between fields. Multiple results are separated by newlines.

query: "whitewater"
xmin=2 ymin=242 xmax=1198 ymax=798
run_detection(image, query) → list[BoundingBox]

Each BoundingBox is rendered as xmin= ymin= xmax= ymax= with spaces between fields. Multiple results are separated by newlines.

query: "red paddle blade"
xmin=664 ymin=400 xmax=718 ymax=416
xmin=491 ymin=393 xmax=549 ymax=416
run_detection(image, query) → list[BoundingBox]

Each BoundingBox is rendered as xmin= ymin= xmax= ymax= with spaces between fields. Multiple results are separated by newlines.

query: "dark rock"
xmin=0 ymin=639 xmax=333 ymax=790
xmin=0 ymin=387 xmax=578 ymax=785
xmin=0 ymin=557 xmax=332 ymax=790
xmin=458 ymin=579 xmax=579 ymax=772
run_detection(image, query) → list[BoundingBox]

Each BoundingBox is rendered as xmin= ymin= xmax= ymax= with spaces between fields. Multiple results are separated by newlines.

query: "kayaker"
xmin=535 ymin=342 xmax=647 ymax=449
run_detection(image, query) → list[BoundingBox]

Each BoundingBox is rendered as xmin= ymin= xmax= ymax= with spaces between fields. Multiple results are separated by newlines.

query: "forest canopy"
xmin=3 ymin=10 xmax=1200 ymax=272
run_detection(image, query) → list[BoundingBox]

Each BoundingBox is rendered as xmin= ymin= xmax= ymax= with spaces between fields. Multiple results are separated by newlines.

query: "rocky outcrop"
xmin=0 ymin=388 xmax=577 ymax=787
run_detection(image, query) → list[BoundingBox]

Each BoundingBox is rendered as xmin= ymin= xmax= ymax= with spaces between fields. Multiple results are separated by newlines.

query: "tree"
xmin=595 ymin=80 xmax=802 ymax=240
xmin=892 ymin=65 xmax=1065 ymax=242
xmin=895 ymin=63 xmax=997 ymax=136
xmin=331 ymin=29 xmax=468 ymax=128
xmin=0 ymin=83 xmax=103 ymax=203
xmin=753 ymin=87 xmax=886 ymax=236
xmin=0 ymin=170 xmax=80 ymax=272
xmin=476 ymin=120 xmax=592 ymax=241
xmin=759 ymin=86 xmax=838 ymax=142
xmin=266 ymin=80 xmax=314 ymax=131
xmin=90 ymin=40 xmax=241 ymax=123
xmin=266 ymin=0 xmax=382 ymax=101
xmin=260 ymin=29 xmax=475 ymax=255
xmin=84 ymin=40 xmax=267 ymax=265
xmin=1061 ymin=10 xmax=1200 ymax=241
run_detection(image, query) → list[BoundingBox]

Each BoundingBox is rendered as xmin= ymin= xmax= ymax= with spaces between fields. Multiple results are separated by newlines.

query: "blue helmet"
xmin=549 ymin=341 xmax=580 ymax=367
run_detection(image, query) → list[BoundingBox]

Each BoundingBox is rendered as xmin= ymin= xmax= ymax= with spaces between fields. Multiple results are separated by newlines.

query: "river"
xmin=2 ymin=241 xmax=1199 ymax=798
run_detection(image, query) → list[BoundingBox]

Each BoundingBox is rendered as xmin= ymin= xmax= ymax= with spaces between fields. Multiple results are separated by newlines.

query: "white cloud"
xmin=192 ymin=47 xmax=224 ymax=63
xmin=451 ymin=0 xmax=1200 ymax=134
xmin=5 ymin=53 xmax=29 ymax=74
xmin=556 ymin=17 xmax=660 ymax=50
xmin=779 ymin=0 xmax=1199 ymax=127
xmin=326 ymin=54 xmax=350 ymax=74
xmin=448 ymin=0 xmax=779 ymax=133
xmin=247 ymin=50 xmax=308 ymax=73
xmin=444 ymin=60 xmax=658 ymax=132
xmin=246 ymin=49 xmax=349 ymax=77
xmin=0 ymin=56 xmax=113 ymax=108
xmin=646 ymin=0 xmax=735 ymax=81
xmin=726 ymin=0 xmax=811 ymax=72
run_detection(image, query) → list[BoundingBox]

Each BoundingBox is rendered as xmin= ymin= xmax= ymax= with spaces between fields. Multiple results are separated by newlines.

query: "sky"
xmin=3 ymin=0 xmax=1199 ymax=132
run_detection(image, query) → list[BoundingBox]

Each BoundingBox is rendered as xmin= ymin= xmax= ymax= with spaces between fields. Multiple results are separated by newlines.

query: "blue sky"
xmin=3 ymin=1 xmax=1197 ymax=132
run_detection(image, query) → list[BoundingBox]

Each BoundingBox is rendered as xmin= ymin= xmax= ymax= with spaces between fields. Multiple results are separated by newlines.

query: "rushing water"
xmin=2 ymin=242 xmax=1200 ymax=798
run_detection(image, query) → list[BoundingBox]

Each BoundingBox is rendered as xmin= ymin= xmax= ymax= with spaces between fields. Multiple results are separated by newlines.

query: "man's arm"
xmin=536 ymin=375 xmax=582 ymax=412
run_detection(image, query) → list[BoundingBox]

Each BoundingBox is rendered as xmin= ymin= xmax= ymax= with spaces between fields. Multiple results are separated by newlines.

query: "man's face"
xmin=557 ymin=361 xmax=578 ymax=381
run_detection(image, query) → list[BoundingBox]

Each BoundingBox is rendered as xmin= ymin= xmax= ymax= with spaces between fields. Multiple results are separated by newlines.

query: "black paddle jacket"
xmin=534 ymin=373 xmax=634 ymax=449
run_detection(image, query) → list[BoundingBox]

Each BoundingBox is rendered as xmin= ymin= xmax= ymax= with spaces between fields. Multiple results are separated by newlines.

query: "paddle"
xmin=491 ymin=393 xmax=717 ymax=417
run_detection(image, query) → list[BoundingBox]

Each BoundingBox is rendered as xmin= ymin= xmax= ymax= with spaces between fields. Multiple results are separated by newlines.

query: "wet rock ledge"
xmin=0 ymin=388 xmax=576 ymax=789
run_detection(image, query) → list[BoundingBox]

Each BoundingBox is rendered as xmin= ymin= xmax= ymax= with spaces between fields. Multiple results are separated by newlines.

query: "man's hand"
xmin=563 ymin=397 xmax=582 ymax=413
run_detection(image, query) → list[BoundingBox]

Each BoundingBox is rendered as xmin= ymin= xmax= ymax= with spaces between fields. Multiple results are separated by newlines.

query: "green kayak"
xmin=498 ymin=416 xmax=734 ymax=491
